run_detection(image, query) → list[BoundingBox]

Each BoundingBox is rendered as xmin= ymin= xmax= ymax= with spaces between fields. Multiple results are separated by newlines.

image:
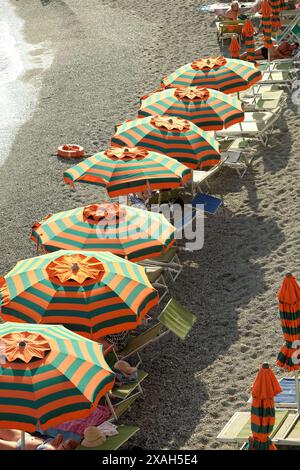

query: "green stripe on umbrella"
xmin=138 ymin=87 xmax=244 ymax=132
xmin=247 ymin=363 xmax=282 ymax=450
xmin=31 ymin=202 xmax=175 ymax=262
xmin=0 ymin=322 xmax=115 ymax=433
xmin=63 ymin=147 xmax=191 ymax=197
xmin=0 ymin=250 xmax=158 ymax=340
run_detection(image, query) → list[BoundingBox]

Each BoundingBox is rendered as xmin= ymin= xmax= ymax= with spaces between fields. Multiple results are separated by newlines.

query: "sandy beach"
xmin=0 ymin=0 xmax=299 ymax=450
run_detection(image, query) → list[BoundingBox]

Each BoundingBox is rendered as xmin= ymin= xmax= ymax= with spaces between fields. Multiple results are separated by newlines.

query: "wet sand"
xmin=0 ymin=0 xmax=299 ymax=449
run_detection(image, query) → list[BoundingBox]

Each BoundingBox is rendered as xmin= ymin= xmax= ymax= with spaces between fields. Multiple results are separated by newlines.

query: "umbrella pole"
xmin=21 ymin=431 xmax=26 ymax=450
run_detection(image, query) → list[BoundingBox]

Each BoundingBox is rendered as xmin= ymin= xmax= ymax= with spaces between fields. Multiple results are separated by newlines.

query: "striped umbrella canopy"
xmin=229 ymin=35 xmax=241 ymax=59
xmin=31 ymin=202 xmax=175 ymax=262
xmin=248 ymin=363 xmax=282 ymax=450
xmin=0 ymin=322 xmax=115 ymax=432
xmin=269 ymin=0 xmax=282 ymax=31
xmin=161 ymin=56 xmax=262 ymax=94
xmin=242 ymin=19 xmax=256 ymax=63
xmin=111 ymin=115 xmax=220 ymax=170
xmin=276 ymin=273 xmax=300 ymax=410
xmin=138 ymin=87 xmax=244 ymax=132
xmin=0 ymin=250 xmax=158 ymax=340
xmin=64 ymin=147 xmax=192 ymax=197
xmin=262 ymin=1 xmax=273 ymax=50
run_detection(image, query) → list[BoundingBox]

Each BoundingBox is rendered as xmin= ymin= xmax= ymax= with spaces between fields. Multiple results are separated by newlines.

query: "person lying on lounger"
xmin=0 ymin=429 xmax=78 ymax=450
xmin=240 ymin=41 xmax=299 ymax=61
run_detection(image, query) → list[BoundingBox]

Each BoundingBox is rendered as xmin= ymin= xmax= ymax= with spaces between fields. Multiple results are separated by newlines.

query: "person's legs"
xmin=0 ymin=438 xmax=17 ymax=450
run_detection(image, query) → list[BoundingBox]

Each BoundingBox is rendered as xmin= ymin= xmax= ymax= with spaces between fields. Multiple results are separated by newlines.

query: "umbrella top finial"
xmin=262 ymin=362 xmax=269 ymax=369
xmin=18 ymin=341 xmax=26 ymax=348
xmin=286 ymin=273 xmax=293 ymax=277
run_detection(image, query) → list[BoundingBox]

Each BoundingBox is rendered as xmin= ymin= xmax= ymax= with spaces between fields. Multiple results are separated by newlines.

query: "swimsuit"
xmin=16 ymin=433 xmax=52 ymax=450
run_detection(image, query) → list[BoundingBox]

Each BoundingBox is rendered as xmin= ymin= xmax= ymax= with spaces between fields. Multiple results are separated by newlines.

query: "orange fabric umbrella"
xmin=248 ymin=363 xmax=282 ymax=450
xmin=261 ymin=1 xmax=273 ymax=51
xmin=229 ymin=35 xmax=240 ymax=58
xmin=276 ymin=273 xmax=300 ymax=410
xmin=242 ymin=19 xmax=256 ymax=63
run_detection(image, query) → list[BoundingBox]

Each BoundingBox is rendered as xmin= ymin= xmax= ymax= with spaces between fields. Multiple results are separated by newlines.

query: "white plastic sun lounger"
xmin=259 ymin=70 xmax=298 ymax=91
xmin=217 ymin=107 xmax=282 ymax=146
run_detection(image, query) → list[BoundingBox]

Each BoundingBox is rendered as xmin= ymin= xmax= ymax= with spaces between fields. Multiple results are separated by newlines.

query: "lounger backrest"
xmin=158 ymin=298 xmax=196 ymax=340
xmin=119 ymin=323 xmax=162 ymax=358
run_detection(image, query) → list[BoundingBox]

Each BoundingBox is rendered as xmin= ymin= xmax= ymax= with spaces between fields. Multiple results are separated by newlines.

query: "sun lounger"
xmin=247 ymin=377 xmax=300 ymax=409
xmin=104 ymin=350 xmax=148 ymax=420
xmin=76 ymin=425 xmax=139 ymax=450
xmin=116 ymin=298 xmax=197 ymax=363
xmin=217 ymin=107 xmax=282 ymax=146
xmin=217 ymin=409 xmax=289 ymax=445
xmin=216 ymin=20 xmax=245 ymax=45
xmin=241 ymin=90 xmax=287 ymax=112
xmin=192 ymin=192 xmax=223 ymax=215
xmin=146 ymin=266 xmax=169 ymax=304
xmin=259 ymin=70 xmax=297 ymax=90
xmin=139 ymin=246 xmax=183 ymax=281
xmin=192 ymin=158 xmax=227 ymax=193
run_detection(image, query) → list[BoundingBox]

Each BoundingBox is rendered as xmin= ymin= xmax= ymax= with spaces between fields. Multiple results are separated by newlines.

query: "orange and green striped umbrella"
xmin=31 ymin=202 xmax=175 ymax=262
xmin=248 ymin=363 xmax=282 ymax=450
xmin=0 ymin=250 xmax=158 ymax=340
xmin=262 ymin=1 xmax=273 ymax=50
xmin=269 ymin=0 xmax=282 ymax=32
xmin=64 ymin=147 xmax=191 ymax=197
xmin=279 ymin=0 xmax=286 ymax=10
xmin=229 ymin=35 xmax=241 ymax=59
xmin=138 ymin=87 xmax=244 ymax=133
xmin=242 ymin=19 xmax=256 ymax=63
xmin=0 ymin=322 xmax=115 ymax=432
xmin=161 ymin=56 xmax=262 ymax=94
xmin=111 ymin=115 xmax=220 ymax=170
xmin=277 ymin=274 xmax=300 ymax=371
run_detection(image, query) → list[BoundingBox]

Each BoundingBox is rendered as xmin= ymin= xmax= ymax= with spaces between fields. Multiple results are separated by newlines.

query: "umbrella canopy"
xmin=0 ymin=250 xmax=158 ymax=340
xmin=111 ymin=115 xmax=220 ymax=170
xmin=277 ymin=274 xmax=300 ymax=371
xmin=248 ymin=363 xmax=282 ymax=450
xmin=229 ymin=35 xmax=241 ymax=59
xmin=161 ymin=56 xmax=262 ymax=94
xmin=0 ymin=322 xmax=115 ymax=432
xmin=31 ymin=202 xmax=175 ymax=262
xmin=138 ymin=87 xmax=244 ymax=132
xmin=64 ymin=147 xmax=192 ymax=197
xmin=242 ymin=19 xmax=256 ymax=63
xmin=261 ymin=1 xmax=273 ymax=50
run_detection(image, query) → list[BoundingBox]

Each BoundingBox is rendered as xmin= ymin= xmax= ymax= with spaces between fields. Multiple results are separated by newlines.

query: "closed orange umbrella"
xmin=242 ymin=19 xmax=256 ymax=63
xmin=248 ymin=363 xmax=282 ymax=450
xmin=269 ymin=0 xmax=282 ymax=32
xmin=261 ymin=1 xmax=273 ymax=52
xmin=276 ymin=273 xmax=300 ymax=410
xmin=229 ymin=35 xmax=240 ymax=59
